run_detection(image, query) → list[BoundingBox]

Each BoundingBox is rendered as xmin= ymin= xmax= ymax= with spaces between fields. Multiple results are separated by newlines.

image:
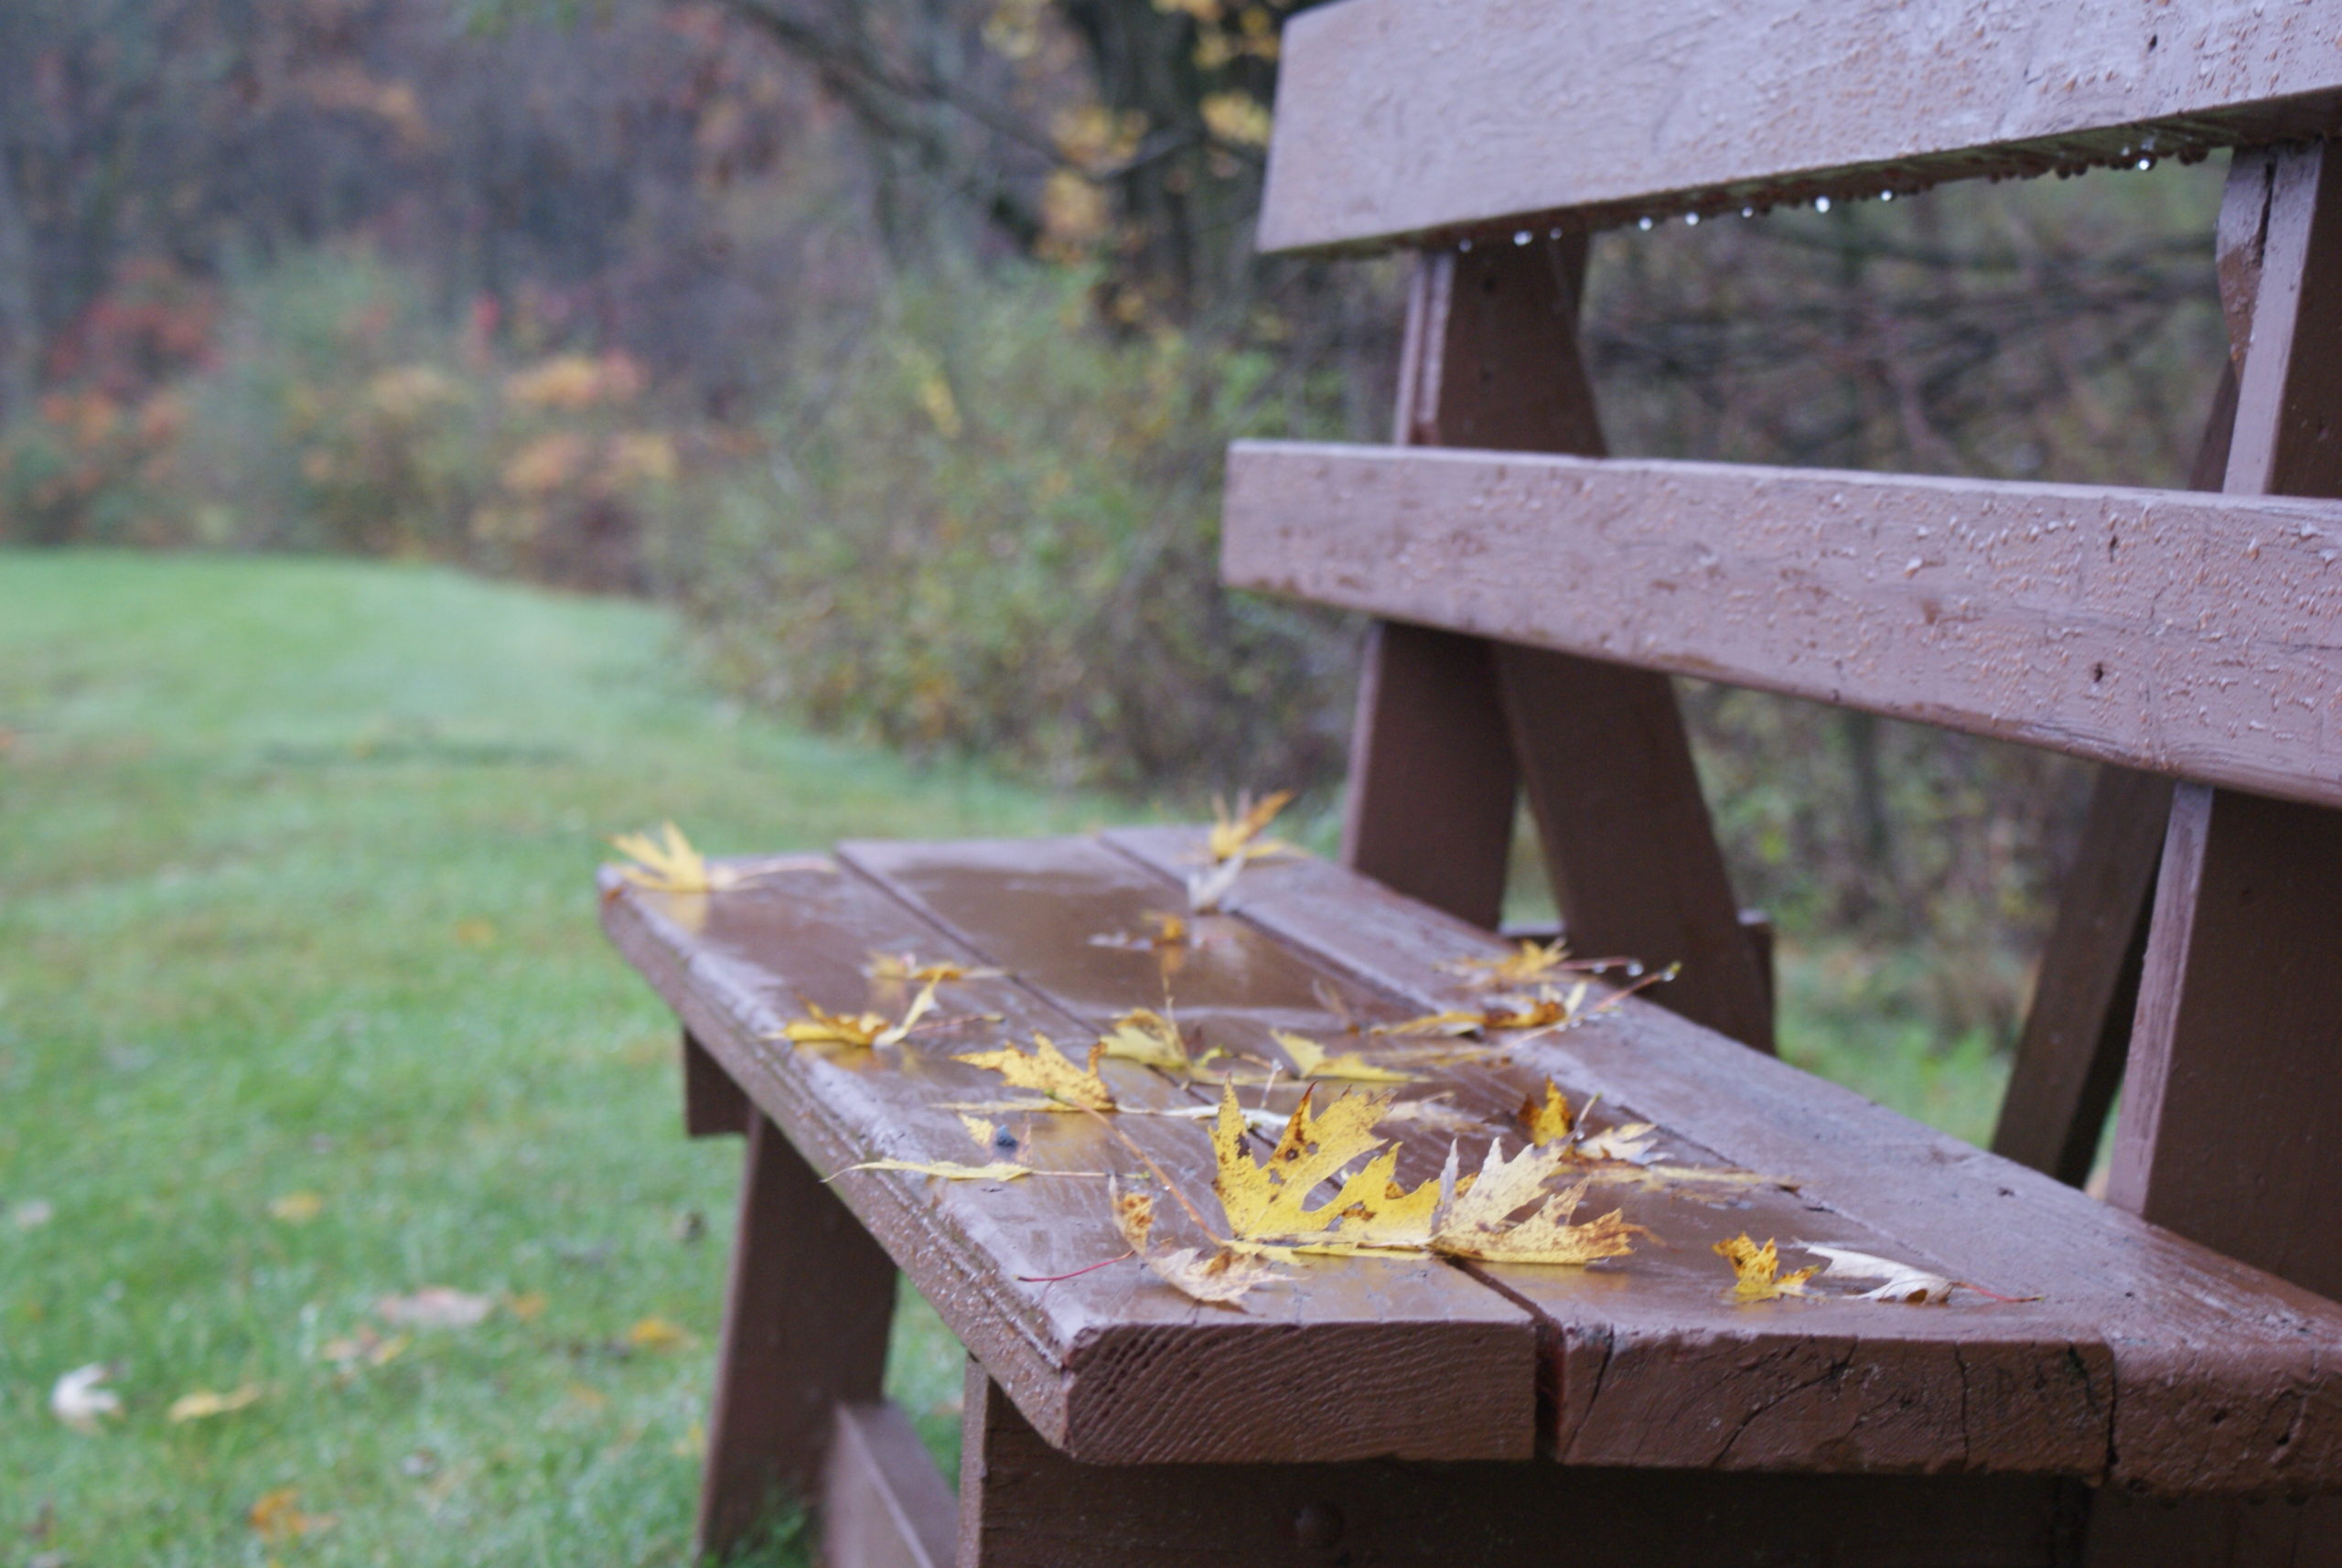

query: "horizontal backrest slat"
xmin=1260 ymin=0 xmax=2342 ymax=252
xmin=1223 ymin=440 xmax=2342 ymax=806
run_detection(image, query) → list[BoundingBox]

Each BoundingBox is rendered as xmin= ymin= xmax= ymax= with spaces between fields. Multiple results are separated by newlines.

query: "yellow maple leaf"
xmin=775 ymin=980 xmax=939 ymax=1052
xmin=1273 ymin=1029 xmax=1417 ymax=1083
xmin=1209 ymin=1084 xmax=1438 ymax=1251
xmin=1428 ymin=1143 xmax=1648 ymax=1265
xmin=1714 ymin=1234 xmax=1820 ymax=1303
xmin=1519 ymin=1080 xmax=1575 ymax=1144
xmin=1377 ymin=985 xmax=1584 ymax=1039
xmin=608 ymin=822 xmax=739 ymax=894
xmin=863 ymin=951 xmax=1002 ymax=984
xmin=1206 ymin=788 xmax=1296 ymax=864
xmin=1112 ymin=1186 xmax=1282 ymax=1305
xmin=956 ymin=1033 xmax=1116 ymax=1112
xmin=959 ymin=1113 xmax=1000 ymax=1151
xmin=1098 ymin=1008 xmax=1190 ymax=1073
xmin=1444 ymin=938 xmax=1573 ymax=990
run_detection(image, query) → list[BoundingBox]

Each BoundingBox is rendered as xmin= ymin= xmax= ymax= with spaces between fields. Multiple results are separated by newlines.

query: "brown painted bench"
xmin=604 ymin=6 xmax=2342 ymax=1563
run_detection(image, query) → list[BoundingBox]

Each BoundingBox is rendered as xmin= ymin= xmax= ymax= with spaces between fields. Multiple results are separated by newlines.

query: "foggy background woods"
xmin=0 ymin=0 xmax=2231 ymax=1048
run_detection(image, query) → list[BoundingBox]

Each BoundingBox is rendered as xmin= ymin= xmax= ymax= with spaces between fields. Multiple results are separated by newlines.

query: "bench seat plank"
xmin=1260 ymin=0 xmax=2342 ymax=251
xmin=1102 ymin=826 xmax=2342 ymax=1497
xmin=1224 ymin=440 xmax=2342 ymax=811
xmin=598 ymin=859 xmax=1539 ymax=1466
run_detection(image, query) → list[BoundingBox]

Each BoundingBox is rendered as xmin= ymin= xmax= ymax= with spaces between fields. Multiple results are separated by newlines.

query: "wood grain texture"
xmin=698 ymin=1111 xmax=897 ymax=1556
xmin=1990 ymin=766 xmax=2168 ymax=1185
xmin=1101 ymin=828 xmax=2342 ymax=1496
xmin=682 ymin=1029 xmax=750 ymax=1138
xmin=956 ymin=1365 xmax=2079 ymax=1568
xmin=1223 ymin=440 xmax=2342 ymax=808
xmin=1258 ymin=0 xmax=2342 ymax=251
xmin=599 ymin=861 xmax=1537 ymax=1466
xmin=825 ymin=1401 xmax=957 ymax=1568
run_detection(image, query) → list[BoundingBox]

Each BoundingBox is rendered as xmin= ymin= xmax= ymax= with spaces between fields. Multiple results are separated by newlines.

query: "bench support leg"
xmin=697 ymin=1109 xmax=898 ymax=1557
xmin=955 ymin=1364 xmax=2077 ymax=1567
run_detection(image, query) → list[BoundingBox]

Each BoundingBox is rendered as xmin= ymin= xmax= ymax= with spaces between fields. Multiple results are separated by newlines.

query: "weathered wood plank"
xmin=824 ymin=1400 xmax=956 ymax=1568
xmin=600 ymin=861 xmax=1539 ymax=1466
xmin=1260 ymin=0 xmax=2342 ymax=251
xmin=956 ymin=1365 xmax=2078 ymax=1568
xmin=1223 ymin=440 xmax=2342 ymax=809
xmin=698 ymin=1111 xmax=897 ymax=1556
xmin=1102 ymin=828 xmax=2342 ymax=1496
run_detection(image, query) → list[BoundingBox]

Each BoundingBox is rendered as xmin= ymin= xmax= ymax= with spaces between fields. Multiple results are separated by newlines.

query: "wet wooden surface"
xmin=1258 ymin=0 xmax=2342 ymax=251
xmin=608 ymin=833 xmax=2342 ymax=1494
xmin=1223 ymin=439 xmax=2342 ymax=811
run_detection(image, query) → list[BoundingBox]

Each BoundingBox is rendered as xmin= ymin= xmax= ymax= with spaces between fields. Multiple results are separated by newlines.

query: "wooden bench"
xmin=604 ymin=6 xmax=2342 ymax=1563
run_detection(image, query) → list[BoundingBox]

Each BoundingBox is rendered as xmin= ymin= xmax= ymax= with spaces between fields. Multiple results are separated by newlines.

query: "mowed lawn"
xmin=0 ymin=552 xmax=1117 ymax=1565
xmin=2 ymin=550 xmax=2013 ymax=1565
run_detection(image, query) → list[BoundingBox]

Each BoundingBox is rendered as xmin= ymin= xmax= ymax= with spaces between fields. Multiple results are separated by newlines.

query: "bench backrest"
xmin=1227 ymin=0 xmax=2342 ymax=1322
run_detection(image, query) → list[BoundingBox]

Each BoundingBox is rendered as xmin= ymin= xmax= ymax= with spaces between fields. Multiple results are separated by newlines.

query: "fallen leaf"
xmin=249 ymin=1487 xmax=335 ymax=1542
xmin=1098 ymin=1008 xmax=1190 ymax=1074
xmin=1377 ymin=985 xmax=1587 ymax=1039
xmin=1375 ymin=1097 xmax=1490 ymax=1136
xmin=1273 ymin=1030 xmax=1418 ymax=1083
xmin=506 ymin=1291 xmax=549 ymax=1322
xmin=1714 ymin=1234 xmax=1820 ymax=1303
xmin=1206 ymin=789 xmax=1296 ymax=864
xmin=167 ymin=1383 xmax=266 ymax=1423
xmin=452 ymin=918 xmax=497 ymax=948
xmin=608 ymin=822 xmax=739 ymax=894
xmin=11 ymin=1197 xmax=54 ymax=1229
xmin=1576 ymin=1122 xmax=1660 ymax=1164
xmin=1428 ymin=1143 xmax=1648 ymax=1265
xmin=267 ymin=1191 xmax=325 ymax=1224
xmin=1798 ymin=1243 xmax=1956 ymax=1305
xmin=1444 ymin=938 xmax=1573 ymax=990
xmin=1112 ymin=1185 xmax=1282 ymax=1305
xmin=1185 ymin=854 xmax=1247 ymax=914
xmin=775 ymin=979 xmax=938 ymax=1053
xmin=376 ymin=1287 xmax=494 ymax=1329
xmin=50 ymin=1364 xmax=121 ymax=1433
xmin=956 ymin=1033 xmax=1115 ymax=1112
xmin=1519 ymin=1080 xmax=1576 ymax=1144
xmin=833 ymin=1158 xmax=1036 ymax=1183
xmin=319 ymin=1327 xmax=410 ymax=1368
xmin=625 ymin=1316 xmax=690 ymax=1350
xmin=959 ymin=1113 xmax=1000 ymax=1150
xmin=1210 ymin=1083 xmax=1439 ymax=1251
xmin=864 ymin=951 xmax=1002 ymax=984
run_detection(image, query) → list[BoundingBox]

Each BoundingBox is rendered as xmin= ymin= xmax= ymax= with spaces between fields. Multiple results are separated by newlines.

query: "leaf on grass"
xmin=957 ymin=1033 xmax=1116 ymax=1112
xmin=268 ymin=1191 xmax=325 ymax=1224
xmin=376 ymin=1287 xmax=494 ymax=1329
xmin=625 ymin=1316 xmax=691 ymax=1350
xmin=1112 ymin=1186 xmax=1282 ymax=1305
xmin=1799 ymin=1244 xmax=1956 ymax=1305
xmin=1428 ymin=1143 xmax=1648 ymax=1265
xmin=1210 ymin=1084 xmax=1440 ymax=1251
xmin=11 ymin=1197 xmax=54 ymax=1230
xmin=319 ymin=1327 xmax=409 ymax=1368
xmin=1273 ymin=1030 xmax=1418 ymax=1083
xmin=506 ymin=1292 xmax=549 ymax=1322
xmin=1714 ymin=1234 xmax=1820 ymax=1303
xmin=776 ymin=980 xmax=939 ymax=1053
xmin=1098 ymin=1008 xmax=1190 ymax=1074
xmin=167 ymin=1383 xmax=266 ymax=1423
xmin=1206 ymin=789 xmax=1296 ymax=864
xmin=864 ymin=951 xmax=1002 ymax=985
xmin=1519 ymin=1080 xmax=1576 ymax=1145
xmin=834 ymin=1158 xmax=1035 ymax=1183
xmin=1443 ymin=939 xmax=1573 ymax=990
xmin=249 ymin=1487 xmax=335 ymax=1542
xmin=50 ymin=1364 xmax=121 ymax=1433
xmin=608 ymin=822 xmax=739 ymax=894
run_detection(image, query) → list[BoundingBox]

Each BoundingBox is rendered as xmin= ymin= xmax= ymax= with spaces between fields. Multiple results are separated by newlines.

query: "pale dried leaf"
xmin=1799 ymin=1243 xmax=1956 ymax=1305
xmin=376 ymin=1287 xmax=494 ymax=1329
xmin=1185 ymin=854 xmax=1246 ymax=914
xmin=1273 ymin=1030 xmax=1417 ymax=1083
xmin=1429 ymin=1142 xmax=1648 ymax=1265
xmin=50 ymin=1364 xmax=120 ymax=1433
xmin=167 ymin=1383 xmax=266 ymax=1423
xmin=1112 ymin=1186 xmax=1282 ymax=1305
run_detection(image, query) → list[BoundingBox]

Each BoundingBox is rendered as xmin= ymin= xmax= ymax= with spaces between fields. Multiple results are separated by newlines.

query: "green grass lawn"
xmin=3 ymin=550 xmax=2013 ymax=1565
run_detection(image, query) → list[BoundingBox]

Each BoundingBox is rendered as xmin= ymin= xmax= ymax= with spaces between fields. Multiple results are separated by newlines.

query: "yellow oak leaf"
xmin=956 ymin=1033 xmax=1116 ymax=1112
xmin=608 ymin=822 xmax=739 ymax=894
xmin=1098 ymin=1008 xmax=1190 ymax=1073
xmin=1206 ymin=789 xmax=1296 ymax=864
xmin=167 ymin=1383 xmax=266 ymax=1423
xmin=1519 ymin=1080 xmax=1575 ymax=1144
xmin=1209 ymin=1083 xmax=1438 ymax=1251
xmin=863 ymin=951 xmax=1002 ymax=984
xmin=1112 ymin=1186 xmax=1283 ymax=1305
xmin=1273 ymin=1029 xmax=1417 ymax=1083
xmin=1428 ymin=1142 xmax=1648 ymax=1265
xmin=1715 ymin=1234 xmax=1820 ymax=1303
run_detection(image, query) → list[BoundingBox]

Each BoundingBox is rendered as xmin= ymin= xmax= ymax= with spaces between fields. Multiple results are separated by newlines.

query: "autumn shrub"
xmin=661 ymin=266 xmax=1355 ymax=797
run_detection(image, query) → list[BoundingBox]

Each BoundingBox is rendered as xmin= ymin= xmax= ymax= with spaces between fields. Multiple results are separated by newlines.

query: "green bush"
xmin=664 ymin=267 xmax=1354 ymax=797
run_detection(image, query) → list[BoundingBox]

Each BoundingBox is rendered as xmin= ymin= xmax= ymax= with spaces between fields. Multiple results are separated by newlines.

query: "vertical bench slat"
xmin=822 ymin=1401 xmax=958 ymax=1568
